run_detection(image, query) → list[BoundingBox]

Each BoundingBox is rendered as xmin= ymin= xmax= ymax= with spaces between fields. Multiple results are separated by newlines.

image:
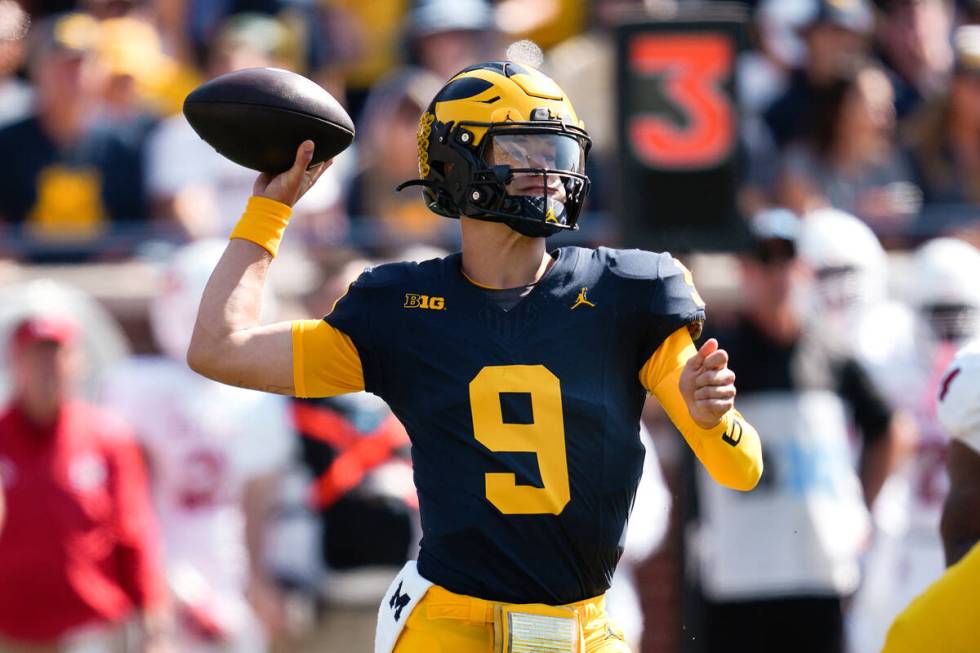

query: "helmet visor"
xmin=483 ymin=132 xmax=587 ymax=226
xmin=485 ymin=132 xmax=585 ymax=174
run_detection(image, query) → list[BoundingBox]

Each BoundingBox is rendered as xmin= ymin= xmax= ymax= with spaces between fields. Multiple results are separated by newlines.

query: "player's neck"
xmin=459 ymin=217 xmax=553 ymax=289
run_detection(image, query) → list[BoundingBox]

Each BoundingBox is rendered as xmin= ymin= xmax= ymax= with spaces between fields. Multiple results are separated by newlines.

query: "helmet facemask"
xmin=400 ymin=115 xmax=591 ymax=238
xmin=469 ymin=125 xmax=590 ymax=237
xmin=922 ymin=303 xmax=980 ymax=344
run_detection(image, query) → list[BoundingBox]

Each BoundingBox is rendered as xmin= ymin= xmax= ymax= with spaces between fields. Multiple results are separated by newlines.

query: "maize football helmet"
xmin=398 ymin=61 xmax=592 ymax=237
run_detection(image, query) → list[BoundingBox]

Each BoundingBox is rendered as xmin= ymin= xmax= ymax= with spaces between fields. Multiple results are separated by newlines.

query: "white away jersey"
xmin=938 ymin=339 xmax=980 ymax=454
xmin=101 ymin=356 xmax=293 ymax=596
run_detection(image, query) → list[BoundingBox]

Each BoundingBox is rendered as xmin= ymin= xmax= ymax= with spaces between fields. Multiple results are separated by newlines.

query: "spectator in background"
xmin=495 ymin=0 xmax=586 ymax=51
xmin=0 ymin=1 xmax=31 ymax=130
xmin=96 ymin=14 xmax=198 ymax=121
xmin=0 ymin=12 xmax=149 ymax=247
xmin=875 ymin=0 xmax=954 ymax=121
xmin=102 ymin=240 xmax=293 ymax=653
xmin=905 ymin=25 xmax=980 ymax=206
xmin=319 ymin=0 xmax=410 ymax=119
xmin=764 ymin=0 xmax=874 ymax=148
xmin=95 ymin=17 xmax=164 ymax=155
xmin=180 ymin=0 xmax=285 ymax=68
xmin=692 ymin=210 xmax=906 ymax=653
xmin=174 ymin=0 xmax=334 ymax=78
xmin=0 ymin=314 xmax=169 ymax=652
xmin=146 ymin=13 xmax=350 ymax=243
xmin=404 ymin=0 xmax=501 ymax=81
xmin=350 ymin=67 xmax=447 ymax=247
xmin=777 ymin=59 xmax=920 ymax=234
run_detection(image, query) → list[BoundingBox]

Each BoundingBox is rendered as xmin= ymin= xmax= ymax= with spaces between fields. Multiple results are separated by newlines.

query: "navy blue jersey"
xmin=325 ymin=246 xmax=704 ymax=604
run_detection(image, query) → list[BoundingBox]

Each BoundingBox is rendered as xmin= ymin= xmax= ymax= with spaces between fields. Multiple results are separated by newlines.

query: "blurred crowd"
xmin=0 ymin=0 xmax=974 ymax=259
xmin=0 ymin=0 xmax=979 ymax=652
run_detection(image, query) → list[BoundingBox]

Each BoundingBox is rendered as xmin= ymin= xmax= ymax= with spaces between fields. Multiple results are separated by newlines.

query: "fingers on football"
xmin=696 ymin=368 xmax=735 ymax=388
xmin=697 ymin=338 xmax=719 ymax=359
xmin=694 ymin=384 xmax=736 ymax=401
xmin=275 ymin=141 xmax=313 ymax=201
xmin=289 ymin=140 xmax=315 ymax=177
xmin=701 ymin=347 xmax=729 ymax=371
xmin=307 ymin=160 xmax=329 ymax=184
xmin=688 ymin=338 xmax=716 ymax=370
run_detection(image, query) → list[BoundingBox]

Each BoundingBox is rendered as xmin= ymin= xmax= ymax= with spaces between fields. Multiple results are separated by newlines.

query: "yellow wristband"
xmin=229 ymin=196 xmax=293 ymax=257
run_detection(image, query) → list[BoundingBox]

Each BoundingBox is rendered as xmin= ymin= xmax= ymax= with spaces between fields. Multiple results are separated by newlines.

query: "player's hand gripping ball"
xmin=253 ymin=140 xmax=330 ymax=207
xmin=183 ymin=67 xmax=354 ymax=175
xmin=679 ymin=338 xmax=737 ymax=429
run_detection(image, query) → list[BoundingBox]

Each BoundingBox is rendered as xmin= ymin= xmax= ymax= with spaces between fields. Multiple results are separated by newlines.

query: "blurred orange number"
xmin=629 ymin=33 xmax=734 ymax=169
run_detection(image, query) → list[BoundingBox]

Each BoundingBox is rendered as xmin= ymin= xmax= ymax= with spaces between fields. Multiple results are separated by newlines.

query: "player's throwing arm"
xmin=187 ymin=141 xmax=330 ymax=394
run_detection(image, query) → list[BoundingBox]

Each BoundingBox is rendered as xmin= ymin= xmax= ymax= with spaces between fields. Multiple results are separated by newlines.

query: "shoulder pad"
xmin=353 ymin=256 xmax=448 ymax=289
xmin=596 ymin=247 xmax=671 ymax=281
xmin=651 ymin=255 xmax=706 ymax=338
xmin=353 ymin=261 xmax=420 ymax=289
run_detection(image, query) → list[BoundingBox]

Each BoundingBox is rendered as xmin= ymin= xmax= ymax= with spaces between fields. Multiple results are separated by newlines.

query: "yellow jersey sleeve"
xmin=640 ymin=327 xmax=763 ymax=491
xmin=882 ymin=542 xmax=980 ymax=653
xmin=291 ymin=319 xmax=365 ymax=398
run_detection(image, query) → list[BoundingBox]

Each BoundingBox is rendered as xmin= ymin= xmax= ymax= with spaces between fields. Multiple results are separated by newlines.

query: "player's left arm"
xmin=940 ymin=441 xmax=980 ymax=566
xmin=641 ymin=327 xmax=763 ymax=491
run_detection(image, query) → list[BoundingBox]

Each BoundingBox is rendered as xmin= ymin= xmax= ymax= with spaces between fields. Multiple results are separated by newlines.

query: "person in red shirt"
xmin=0 ymin=314 xmax=170 ymax=652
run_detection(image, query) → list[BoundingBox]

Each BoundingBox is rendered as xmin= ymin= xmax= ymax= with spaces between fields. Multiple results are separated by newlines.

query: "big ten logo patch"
xmin=404 ymin=293 xmax=445 ymax=310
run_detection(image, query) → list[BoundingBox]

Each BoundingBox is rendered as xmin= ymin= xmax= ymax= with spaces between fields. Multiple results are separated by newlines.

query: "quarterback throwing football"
xmin=189 ymin=62 xmax=762 ymax=653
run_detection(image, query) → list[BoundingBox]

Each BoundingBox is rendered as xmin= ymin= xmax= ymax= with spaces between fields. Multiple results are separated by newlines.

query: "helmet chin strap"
xmin=502 ymin=195 xmax=568 ymax=238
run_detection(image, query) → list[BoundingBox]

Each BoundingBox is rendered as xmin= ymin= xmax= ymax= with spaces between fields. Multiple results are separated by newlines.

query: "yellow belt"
xmin=423 ymin=585 xmax=606 ymax=625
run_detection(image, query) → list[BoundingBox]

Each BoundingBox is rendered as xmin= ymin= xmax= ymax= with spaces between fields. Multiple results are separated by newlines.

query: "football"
xmin=182 ymin=67 xmax=355 ymax=174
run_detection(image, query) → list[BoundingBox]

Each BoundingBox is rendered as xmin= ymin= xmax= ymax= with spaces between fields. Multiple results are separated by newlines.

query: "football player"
xmin=881 ymin=340 xmax=980 ymax=652
xmin=187 ymin=62 xmax=763 ymax=652
xmin=103 ymin=240 xmax=294 ymax=653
